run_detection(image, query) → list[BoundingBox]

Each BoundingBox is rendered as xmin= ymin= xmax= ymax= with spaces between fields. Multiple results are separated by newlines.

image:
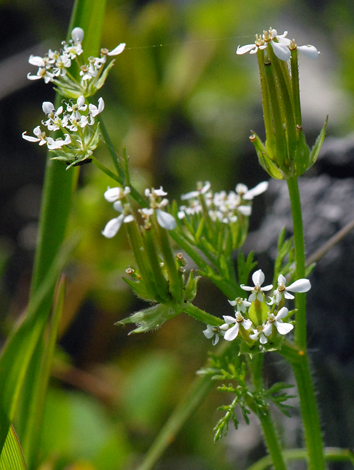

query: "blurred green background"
xmin=0 ymin=0 xmax=354 ymax=468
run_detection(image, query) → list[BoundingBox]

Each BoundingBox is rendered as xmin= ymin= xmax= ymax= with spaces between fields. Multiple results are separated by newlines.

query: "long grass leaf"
xmin=0 ymin=425 xmax=27 ymax=470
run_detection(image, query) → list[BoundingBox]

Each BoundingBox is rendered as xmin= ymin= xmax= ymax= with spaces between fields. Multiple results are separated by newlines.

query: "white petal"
xmin=123 ymin=214 xmax=134 ymax=224
xmin=228 ymin=300 xmax=236 ymax=306
xmin=275 ymin=321 xmax=293 ymax=335
xmin=113 ymin=201 xmax=124 ymax=213
xmin=42 ymin=101 xmax=55 ymax=114
xmin=201 ymin=181 xmax=211 ymax=194
xmin=275 ymin=307 xmax=289 ymax=320
xmin=263 ymin=323 xmax=273 ymax=336
xmin=224 ymin=323 xmax=239 ymax=341
xmin=270 ymin=41 xmax=291 ymax=61
xmin=154 ymin=187 xmax=168 ymax=197
xmin=277 ymin=274 xmax=286 ymax=285
xmin=222 ymin=316 xmax=236 ymax=324
xmin=286 ymin=279 xmax=311 ymax=293
xmin=212 ymin=335 xmax=220 ymax=346
xmin=22 ymin=132 xmax=40 ymax=143
xmin=260 ymin=334 xmax=268 ymax=344
xmin=102 ymin=215 xmax=124 ymax=238
xmin=242 ymin=319 xmax=253 ymax=330
xmin=236 ymin=183 xmax=248 ymax=195
xmin=71 ymin=27 xmax=84 ymax=42
xmin=181 ymin=190 xmax=199 ymax=200
xmin=252 ymin=269 xmax=265 ymax=287
xmin=77 ymin=95 xmax=86 ymax=107
xmin=236 ymin=44 xmax=257 ymax=55
xmin=108 ymin=43 xmax=126 ymax=56
xmin=238 ymin=205 xmax=252 ymax=216
xmin=297 ymin=45 xmax=319 ymax=59
xmin=141 ymin=208 xmax=154 ymax=216
xmin=156 ymin=209 xmax=176 ymax=230
xmin=244 ymin=181 xmax=269 ymax=200
xmin=97 ymin=97 xmax=105 ymax=113
xmin=261 ymin=284 xmax=273 ymax=292
xmin=284 ymin=292 xmax=295 ymax=300
xmin=29 ymin=55 xmax=45 ymax=67
xmin=104 ymin=187 xmax=119 ymax=202
xmin=240 ymin=285 xmax=253 ymax=292
xmin=27 ymin=73 xmax=42 ymax=81
xmin=203 ymin=328 xmax=214 ymax=339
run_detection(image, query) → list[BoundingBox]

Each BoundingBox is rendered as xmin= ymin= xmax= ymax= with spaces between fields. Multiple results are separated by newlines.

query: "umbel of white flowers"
xmin=203 ymin=269 xmax=311 ymax=348
xmin=22 ymin=96 xmax=105 ymax=168
xmin=27 ymin=27 xmax=126 ymax=98
xmin=237 ymin=27 xmax=327 ymax=180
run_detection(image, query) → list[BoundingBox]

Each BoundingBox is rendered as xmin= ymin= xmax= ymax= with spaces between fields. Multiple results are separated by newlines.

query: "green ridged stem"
xmin=143 ymin=229 xmax=171 ymax=302
xmin=126 ymin=221 xmax=160 ymax=300
xmin=290 ymin=49 xmax=302 ymax=127
xmin=154 ymin=218 xmax=184 ymax=303
xmin=286 ymin=176 xmax=325 ymax=470
xmin=257 ymin=51 xmax=277 ymax=154
xmin=184 ymin=303 xmax=223 ymax=326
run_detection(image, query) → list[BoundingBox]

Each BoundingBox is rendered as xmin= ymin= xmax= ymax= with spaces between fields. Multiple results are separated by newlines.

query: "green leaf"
xmin=307 ymin=115 xmax=329 ymax=170
xmin=0 ymin=425 xmax=27 ymax=470
xmin=0 ymin=237 xmax=77 ymax=453
xmin=19 ymin=276 xmax=66 ymax=469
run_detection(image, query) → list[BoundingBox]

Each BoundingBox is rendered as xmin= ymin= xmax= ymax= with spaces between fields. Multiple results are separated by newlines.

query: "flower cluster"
xmin=22 ymin=96 xmax=104 ymax=168
xmin=237 ymin=27 xmax=319 ymax=62
xmin=102 ymin=187 xmax=133 ymax=238
xmin=140 ymin=187 xmax=177 ymax=231
xmin=178 ymin=181 xmax=268 ymax=223
xmin=102 ymin=186 xmax=177 ymax=238
xmin=177 ymin=181 xmax=268 ymax=251
xmin=203 ymin=269 xmax=311 ymax=349
xmin=27 ymin=27 xmax=125 ymax=98
xmin=237 ymin=27 xmax=326 ymax=180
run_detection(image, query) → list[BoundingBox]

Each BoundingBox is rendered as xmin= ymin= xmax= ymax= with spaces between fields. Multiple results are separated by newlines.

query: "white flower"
xmin=228 ymin=297 xmax=251 ymax=313
xmin=236 ymin=181 xmax=269 ymax=201
xmin=237 ymin=28 xmax=319 ymax=62
xmin=263 ymin=307 xmax=294 ymax=336
xmin=102 ymin=201 xmax=134 ymax=238
xmin=22 ymin=126 xmax=47 ymax=146
xmin=66 ymin=96 xmax=87 ymax=114
xmin=107 ymin=43 xmax=126 ymax=56
xmin=203 ymin=325 xmax=224 ymax=346
xmin=241 ymin=269 xmax=273 ymax=302
xmin=272 ymin=274 xmax=311 ymax=304
xmin=250 ymin=326 xmax=269 ymax=344
xmin=89 ymin=97 xmax=105 ymax=117
xmin=221 ymin=312 xmax=253 ymax=342
xmin=236 ymin=29 xmax=290 ymax=61
xmin=143 ymin=187 xmax=176 ymax=230
xmin=27 ymin=67 xmax=54 ymax=83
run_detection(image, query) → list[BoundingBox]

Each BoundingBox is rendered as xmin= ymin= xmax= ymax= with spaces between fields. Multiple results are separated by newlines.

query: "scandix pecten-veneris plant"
xmin=2 ymin=13 xmax=354 ymax=470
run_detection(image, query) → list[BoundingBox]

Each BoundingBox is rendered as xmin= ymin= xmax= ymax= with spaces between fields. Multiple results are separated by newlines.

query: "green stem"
xmin=286 ymin=177 xmax=306 ymax=347
xmin=248 ymin=356 xmax=286 ymax=470
xmin=286 ymin=176 xmax=325 ymax=470
xmin=136 ymin=341 xmax=230 ymax=470
xmin=256 ymin=409 xmax=287 ymax=470
xmin=184 ymin=303 xmax=223 ymax=326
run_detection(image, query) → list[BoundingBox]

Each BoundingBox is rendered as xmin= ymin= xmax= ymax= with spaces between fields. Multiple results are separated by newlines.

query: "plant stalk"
xmin=286 ymin=176 xmax=325 ymax=470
